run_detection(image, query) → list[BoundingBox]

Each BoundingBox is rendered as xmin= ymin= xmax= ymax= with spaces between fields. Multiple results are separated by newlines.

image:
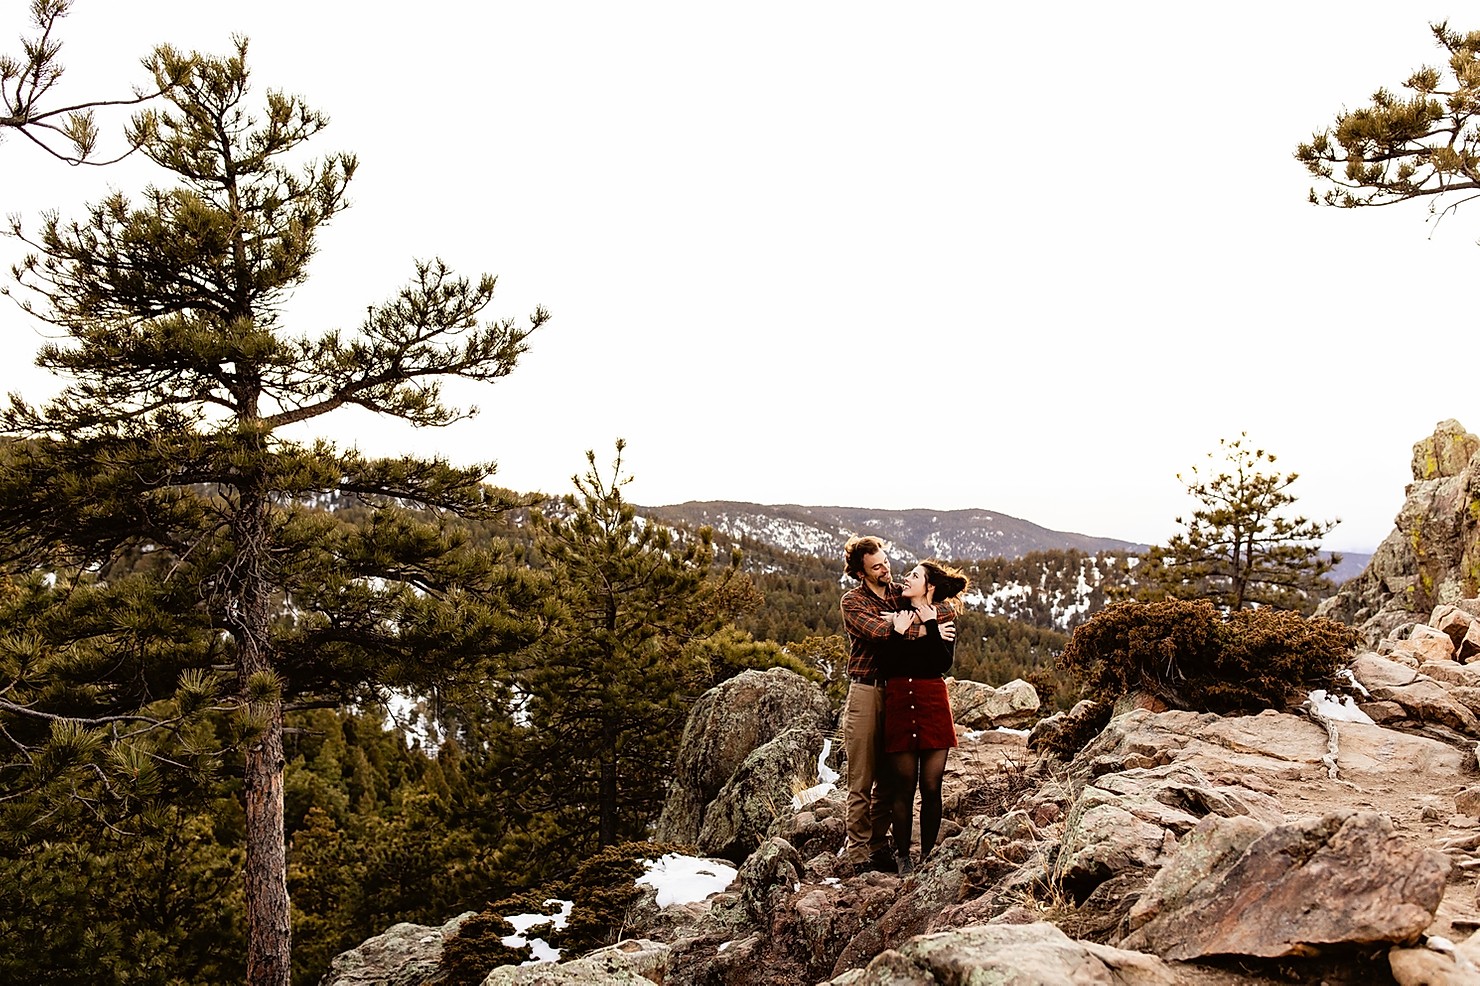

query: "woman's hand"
xmin=890 ymin=610 xmax=915 ymax=633
xmin=916 ymin=602 xmax=938 ymax=624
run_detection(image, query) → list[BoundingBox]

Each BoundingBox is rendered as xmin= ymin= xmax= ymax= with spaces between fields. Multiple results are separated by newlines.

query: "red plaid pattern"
xmin=841 ymin=583 xmax=956 ymax=679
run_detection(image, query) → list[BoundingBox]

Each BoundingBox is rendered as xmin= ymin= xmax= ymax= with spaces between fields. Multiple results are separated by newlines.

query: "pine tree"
xmin=1 ymin=0 xmax=186 ymax=163
xmin=519 ymin=442 xmax=728 ymax=859
xmin=1297 ymin=22 xmax=1480 ymax=226
xmin=0 ymin=41 xmax=546 ymax=986
xmin=1139 ymin=435 xmax=1339 ymax=612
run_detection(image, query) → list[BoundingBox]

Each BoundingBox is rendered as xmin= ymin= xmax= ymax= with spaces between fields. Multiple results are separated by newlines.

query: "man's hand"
xmin=889 ymin=610 xmax=914 ymax=634
xmin=939 ymin=620 xmax=957 ymax=643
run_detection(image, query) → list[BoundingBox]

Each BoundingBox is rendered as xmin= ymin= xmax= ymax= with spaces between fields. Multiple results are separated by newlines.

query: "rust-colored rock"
xmin=1123 ymin=811 xmax=1449 ymax=960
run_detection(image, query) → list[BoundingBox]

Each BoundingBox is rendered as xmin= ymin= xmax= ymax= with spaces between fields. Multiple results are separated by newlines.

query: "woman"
xmin=881 ymin=559 xmax=969 ymax=876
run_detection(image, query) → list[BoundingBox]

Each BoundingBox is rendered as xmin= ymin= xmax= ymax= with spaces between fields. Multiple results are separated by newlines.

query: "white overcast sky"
xmin=4 ymin=2 xmax=1476 ymax=552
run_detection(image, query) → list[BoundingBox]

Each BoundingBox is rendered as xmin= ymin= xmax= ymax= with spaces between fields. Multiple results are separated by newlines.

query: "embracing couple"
xmin=838 ymin=535 xmax=969 ymax=877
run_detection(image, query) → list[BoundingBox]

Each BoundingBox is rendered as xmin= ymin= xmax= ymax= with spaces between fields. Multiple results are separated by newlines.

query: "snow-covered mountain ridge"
xmin=637 ymin=501 xmax=1146 ymax=563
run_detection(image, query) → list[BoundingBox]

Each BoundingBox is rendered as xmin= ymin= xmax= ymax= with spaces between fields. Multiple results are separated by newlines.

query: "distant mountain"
xmin=638 ymin=501 xmax=1147 ymax=564
xmin=1326 ymin=551 xmax=1371 ymax=586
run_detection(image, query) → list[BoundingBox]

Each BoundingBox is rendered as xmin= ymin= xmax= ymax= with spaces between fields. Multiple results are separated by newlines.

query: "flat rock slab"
xmin=1123 ymin=811 xmax=1449 ymax=961
xmin=1085 ymin=708 xmax=1467 ymax=790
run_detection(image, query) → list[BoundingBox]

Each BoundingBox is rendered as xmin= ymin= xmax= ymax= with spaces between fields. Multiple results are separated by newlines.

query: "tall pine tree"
xmin=518 ymin=443 xmax=728 ymax=861
xmin=0 ymin=41 xmax=546 ymax=986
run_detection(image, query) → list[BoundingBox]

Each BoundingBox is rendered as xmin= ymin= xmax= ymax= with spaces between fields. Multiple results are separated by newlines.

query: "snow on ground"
xmin=637 ymin=854 xmax=738 ymax=908
xmin=791 ymin=738 xmax=839 ymax=809
xmin=1306 ymin=689 xmax=1376 ymax=724
xmin=500 ymin=899 xmax=573 ymax=964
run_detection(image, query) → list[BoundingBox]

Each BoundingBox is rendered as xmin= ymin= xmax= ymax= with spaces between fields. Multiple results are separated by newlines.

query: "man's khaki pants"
xmin=842 ymin=680 xmax=890 ymax=863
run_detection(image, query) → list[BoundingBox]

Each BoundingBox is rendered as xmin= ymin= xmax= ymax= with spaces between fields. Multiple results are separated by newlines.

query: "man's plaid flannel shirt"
xmin=840 ymin=582 xmax=956 ymax=680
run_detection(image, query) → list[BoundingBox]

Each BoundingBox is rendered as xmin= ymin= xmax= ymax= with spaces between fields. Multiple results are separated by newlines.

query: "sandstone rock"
xmin=838 ymin=922 xmax=1177 ymax=985
xmin=1075 ymin=708 xmax=1468 ymax=801
xmin=1389 ymin=936 xmax=1480 ymax=986
xmin=1413 ymin=419 xmax=1480 ymax=481
xmin=483 ymin=938 xmax=670 ymax=984
xmin=1358 ymin=699 xmax=1407 ymax=724
xmin=947 ymin=677 xmax=1040 ymax=729
xmin=696 ymin=720 xmax=829 ymax=862
xmin=655 ymin=667 xmax=832 ymax=846
xmin=1400 ymin=624 xmax=1459 ymax=664
xmin=1349 ymin=652 xmax=1480 ymax=735
xmin=1434 ymin=604 xmax=1480 ymax=643
xmin=1122 ymin=811 xmax=1449 ymax=960
xmin=1125 ymin=814 xmax=1268 ymax=932
xmin=1317 ymin=420 xmax=1480 ymax=644
xmin=1456 ymin=787 xmax=1480 ymax=817
xmin=319 ymin=911 xmax=474 ymax=986
xmin=1056 ymin=762 xmax=1281 ymax=896
xmin=1448 ymin=687 xmax=1480 ymax=722
xmin=1419 ymin=660 xmax=1480 ymax=689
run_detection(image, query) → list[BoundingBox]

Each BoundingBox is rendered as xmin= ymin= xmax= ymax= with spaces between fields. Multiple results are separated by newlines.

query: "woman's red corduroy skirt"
xmin=882 ymin=676 xmax=958 ymax=753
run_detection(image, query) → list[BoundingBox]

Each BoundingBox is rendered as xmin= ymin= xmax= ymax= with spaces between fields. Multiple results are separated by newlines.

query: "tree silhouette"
xmin=1139 ymin=435 xmax=1339 ymax=612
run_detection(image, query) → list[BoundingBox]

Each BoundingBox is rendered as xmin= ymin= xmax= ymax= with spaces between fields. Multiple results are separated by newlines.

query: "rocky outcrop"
xmin=327 ymin=617 xmax=1480 ymax=986
xmin=1319 ymin=419 xmax=1480 ymax=644
xmin=1123 ymin=811 xmax=1450 ymax=959
xmin=1349 ymin=651 xmax=1480 ymax=734
xmin=318 ymin=911 xmax=474 ymax=986
xmin=946 ymin=677 xmax=1040 ymax=729
xmin=654 ymin=667 xmax=832 ymax=850
xmin=694 ymin=717 xmax=831 ymax=862
xmin=1055 ymin=762 xmax=1283 ymax=898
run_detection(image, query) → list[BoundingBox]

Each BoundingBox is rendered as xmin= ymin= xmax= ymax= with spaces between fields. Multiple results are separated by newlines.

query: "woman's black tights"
xmin=888 ymin=748 xmax=948 ymax=859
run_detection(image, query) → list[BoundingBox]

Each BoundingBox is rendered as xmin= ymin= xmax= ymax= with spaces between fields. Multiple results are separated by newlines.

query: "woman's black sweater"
xmin=880 ymin=617 xmax=954 ymax=680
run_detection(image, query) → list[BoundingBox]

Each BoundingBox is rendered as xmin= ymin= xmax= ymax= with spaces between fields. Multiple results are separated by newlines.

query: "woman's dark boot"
xmin=895 ymin=852 xmax=914 ymax=876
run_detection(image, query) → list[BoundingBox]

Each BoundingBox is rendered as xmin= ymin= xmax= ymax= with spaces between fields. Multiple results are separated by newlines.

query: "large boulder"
xmin=695 ymin=720 xmax=830 ymax=861
xmin=318 ymin=911 xmax=474 ymax=986
xmin=1123 ymin=811 xmax=1449 ymax=960
xmin=1348 ymin=651 xmax=1480 ymax=735
xmin=654 ymin=667 xmax=832 ymax=846
xmin=1318 ymin=419 xmax=1480 ymax=644
xmin=1433 ymin=602 xmax=1480 ymax=663
xmin=947 ymin=677 xmax=1040 ymax=729
xmin=1055 ymin=762 xmax=1283 ymax=897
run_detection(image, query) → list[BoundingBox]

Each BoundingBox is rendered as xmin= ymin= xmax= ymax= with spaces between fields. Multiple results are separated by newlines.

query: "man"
xmin=838 ymin=535 xmax=955 ymax=873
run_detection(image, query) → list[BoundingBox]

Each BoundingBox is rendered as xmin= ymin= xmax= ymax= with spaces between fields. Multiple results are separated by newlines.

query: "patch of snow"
xmin=1334 ymin=668 xmax=1370 ymax=698
xmin=500 ymin=898 xmax=573 ymax=965
xmin=1307 ymin=689 xmax=1375 ymax=724
xmin=636 ymin=854 xmax=737 ymax=908
xmin=792 ymin=782 xmax=834 ymax=810
xmin=816 ymin=738 xmax=839 ymax=784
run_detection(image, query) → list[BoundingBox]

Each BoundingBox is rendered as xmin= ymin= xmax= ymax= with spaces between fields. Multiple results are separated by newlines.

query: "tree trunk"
xmin=244 ymin=702 xmax=290 ymax=986
xmin=599 ymin=723 xmax=617 ymax=847
xmin=237 ymin=488 xmax=292 ymax=986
